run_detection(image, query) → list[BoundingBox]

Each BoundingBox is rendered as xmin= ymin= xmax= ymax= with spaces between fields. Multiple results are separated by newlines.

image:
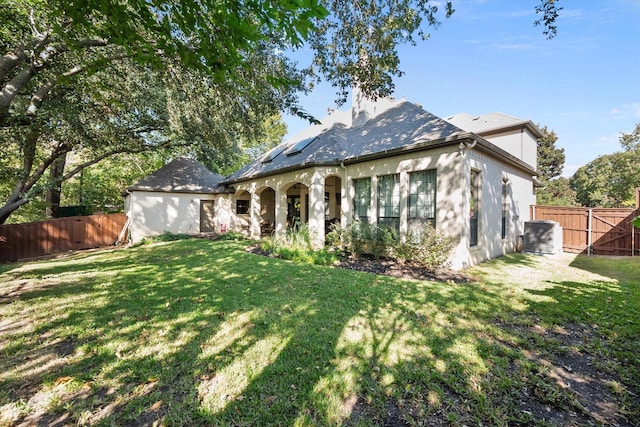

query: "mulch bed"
xmin=246 ymin=245 xmax=474 ymax=283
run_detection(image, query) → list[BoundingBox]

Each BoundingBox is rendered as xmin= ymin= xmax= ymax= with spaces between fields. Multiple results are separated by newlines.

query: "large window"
xmin=408 ymin=170 xmax=437 ymax=234
xmin=470 ymin=169 xmax=480 ymax=246
xmin=353 ymin=178 xmax=371 ymax=222
xmin=377 ymin=174 xmax=400 ymax=231
xmin=501 ymin=180 xmax=509 ymax=239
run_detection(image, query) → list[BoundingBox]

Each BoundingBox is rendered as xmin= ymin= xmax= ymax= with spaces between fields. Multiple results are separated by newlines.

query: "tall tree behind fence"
xmin=0 ymin=213 xmax=127 ymax=262
xmin=531 ymin=206 xmax=640 ymax=256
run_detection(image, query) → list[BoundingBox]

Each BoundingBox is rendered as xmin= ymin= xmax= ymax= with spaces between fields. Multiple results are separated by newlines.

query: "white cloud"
xmin=608 ymin=102 xmax=640 ymax=120
xmin=597 ymin=133 xmax=621 ymax=145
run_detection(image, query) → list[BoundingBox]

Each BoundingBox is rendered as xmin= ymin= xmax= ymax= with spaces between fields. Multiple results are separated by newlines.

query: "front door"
xmin=200 ymin=200 xmax=215 ymax=232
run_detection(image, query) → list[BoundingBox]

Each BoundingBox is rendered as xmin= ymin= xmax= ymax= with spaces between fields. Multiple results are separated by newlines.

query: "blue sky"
xmin=283 ymin=0 xmax=640 ymax=177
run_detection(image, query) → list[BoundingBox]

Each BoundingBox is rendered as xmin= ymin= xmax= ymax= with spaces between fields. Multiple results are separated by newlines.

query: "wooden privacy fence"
xmin=531 ymin=205 xmax=640 ymax=256
xmin=0 ymin=212 xmax=128 ymax=262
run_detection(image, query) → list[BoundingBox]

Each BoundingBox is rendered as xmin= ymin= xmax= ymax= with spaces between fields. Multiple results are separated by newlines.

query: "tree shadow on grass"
xmin=497 ymin=276 xmax=640 ymax=426
xmin=2 ymin=240 xmax=636 ymax=426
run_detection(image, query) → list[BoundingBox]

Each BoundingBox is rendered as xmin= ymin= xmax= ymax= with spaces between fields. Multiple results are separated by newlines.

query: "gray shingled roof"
xmin=445 ymin=112 xmax=542 ymax=138
xmin=127 ymin=157 xmax=225 ymax=194
xmin=225 ymin=100 xmax=468 ymax=183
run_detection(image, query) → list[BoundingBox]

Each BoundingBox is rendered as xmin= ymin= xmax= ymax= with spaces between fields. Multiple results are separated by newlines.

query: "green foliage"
xmin=327 ymin=221 xmax=454 ymax=269
xmin=633 ymin=216 xmax=640 ymax=229
xmin=535 ymin=125 xmax=576 ymax=206
xmin=328 ymin=221 xmax=397 ymax=259
xmin=217 ymin=231 xmax=248 ymax=241
xmin=259 ymin=221 xmax=337 ymax=266
xmin=393 ymin=224 xmax=455 ymax=270
xmin=2 ymin=240 xmax=637 ymax=425
xmin=570 ymin=146 xmax=640 ymax=208
xmin=536 ymin=177 xmax=578 ymax=207
xmin=149 ymin=232 xmax=194 ymax=243
xmin=536 ymin=125 xmax=565 ymax=180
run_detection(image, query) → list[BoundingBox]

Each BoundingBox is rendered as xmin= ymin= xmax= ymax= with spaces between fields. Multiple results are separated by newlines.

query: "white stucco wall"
xmin=482 ymin=128 xmax=538 ymax=170
xmin=464 ymin=149 xmax=536 ymax=268
xmin=209 ymin=145 xmax=535 ymax=270
xmin=126 ymin=191 xmax=216 ymax=243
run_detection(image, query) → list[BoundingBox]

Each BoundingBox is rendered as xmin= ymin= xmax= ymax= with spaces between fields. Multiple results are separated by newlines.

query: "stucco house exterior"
xmin=123 ymin=157 xmax=227 ymax=242
xmin=125 ymin=92 xmax=541 ymax=270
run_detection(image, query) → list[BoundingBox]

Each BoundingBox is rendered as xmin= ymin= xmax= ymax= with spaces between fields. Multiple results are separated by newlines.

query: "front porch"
xmin=231 ymin=168 xmax=344 ymax=247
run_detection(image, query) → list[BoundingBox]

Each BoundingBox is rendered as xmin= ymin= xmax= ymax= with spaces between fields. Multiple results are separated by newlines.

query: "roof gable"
xmin=127 ymin=157 xmax=225 ymax=194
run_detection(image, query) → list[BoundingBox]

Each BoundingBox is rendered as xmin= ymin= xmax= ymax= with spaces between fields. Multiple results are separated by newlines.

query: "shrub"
xmin=258 ymin=222 xmax=337 ymax=266
xmin=327 ymin=221 xmax=398 ymax=259
xmin=394 ymin=224 xmax=454 ymax=270
xmin=151 ymin=232 xmax=193 ymax=242
xmin=328 ymin=221 xmax=453 ymax=269
xmin=217 ymin=231 xmax=247 ymax=241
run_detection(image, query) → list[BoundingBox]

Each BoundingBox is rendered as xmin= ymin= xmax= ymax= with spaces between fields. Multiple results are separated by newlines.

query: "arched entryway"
xmin=324 ymin=175 xmax=342 ymax=235
xmin=283 ymin=182 xmax=309 ymax=228
xmin=258 ymin=187 xmax=276 ymax=236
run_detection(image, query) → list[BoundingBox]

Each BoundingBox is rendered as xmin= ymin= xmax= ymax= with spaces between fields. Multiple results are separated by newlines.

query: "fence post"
xmin=587 ymin=208 xmax=593 ymax=256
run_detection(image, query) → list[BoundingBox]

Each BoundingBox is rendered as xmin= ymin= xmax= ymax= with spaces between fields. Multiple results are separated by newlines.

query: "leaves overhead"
xmin=570 ymin=124 xmax=640 ymax=208
xmin=0 ymin=0 xmax=565 ymax=222
xmin=309 ymin=0 xmax=454 ymax=104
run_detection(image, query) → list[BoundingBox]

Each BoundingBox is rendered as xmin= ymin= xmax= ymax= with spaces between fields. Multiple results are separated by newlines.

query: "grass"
xmin=0 ymin=240 xmax=638 ymax=426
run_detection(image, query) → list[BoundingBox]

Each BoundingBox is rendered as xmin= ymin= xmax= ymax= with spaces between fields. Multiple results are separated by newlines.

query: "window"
xmin=501 ymin=180 xmax=509 ymax=239
xmin=261 ymin=145 xmax=287 ymax=163
xmin=353 ymin=178 xmax=371 ymax=222
xmin=377 ymin=174 xmax=400 ymax=231
xmin=408 ymin=170 xmax=437 ymax=235
xmin=470 ymin=170 xmax=480 ymax=246
xmin=285 ymin=136 xmax=317 ymax=156
xmin=236 ymin=199 xmax=250 ymax=215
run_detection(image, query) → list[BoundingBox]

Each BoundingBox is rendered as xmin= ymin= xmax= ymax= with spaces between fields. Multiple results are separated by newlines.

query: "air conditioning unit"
xmin=523 ymin=220 xmax=563 ymax=255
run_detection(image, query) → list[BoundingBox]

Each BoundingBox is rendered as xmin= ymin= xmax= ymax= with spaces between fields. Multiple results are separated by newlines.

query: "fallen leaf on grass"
xmin=54 ymin=376 xmax=73 ymax=385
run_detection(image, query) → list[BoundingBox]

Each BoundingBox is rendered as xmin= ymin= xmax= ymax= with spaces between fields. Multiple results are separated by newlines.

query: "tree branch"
xmin=0 ymin=48 xmax=27 ymax=85
xmin=25 ymin=52 xmax=130 ymax=119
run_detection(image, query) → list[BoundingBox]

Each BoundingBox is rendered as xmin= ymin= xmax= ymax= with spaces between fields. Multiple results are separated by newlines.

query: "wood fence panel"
xmin=0 ymin=213 xmax=127 ymax=262
xmin=531 ymin=206 xmax=640 ymax=256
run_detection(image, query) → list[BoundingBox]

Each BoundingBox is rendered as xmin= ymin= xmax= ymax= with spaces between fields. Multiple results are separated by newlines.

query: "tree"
xmin=0 ymin=0 xmax=563 ymax=223
xmin=536 ymin=125 xmax=565 ymax=180
xmin=536 ymin=177 xmax=577 ymax=207
xmin=570 ymin=124 xmax=640 ymax=208
xmin=535 ymin=124 xmax=576 ymax=206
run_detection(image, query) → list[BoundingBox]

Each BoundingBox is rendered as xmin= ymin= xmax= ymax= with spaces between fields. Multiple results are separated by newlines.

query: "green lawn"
xmin=0 ymin=239 xmax=638 ymax=426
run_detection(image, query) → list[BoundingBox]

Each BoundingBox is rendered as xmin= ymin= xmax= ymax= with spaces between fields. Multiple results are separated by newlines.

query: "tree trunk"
xmin=45 ymin=152 xmax=67 ymax=218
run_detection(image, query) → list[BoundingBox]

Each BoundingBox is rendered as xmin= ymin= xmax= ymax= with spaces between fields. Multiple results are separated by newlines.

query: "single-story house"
xmin=123 ymin=157 xmax=228 ymax=242
xmin=125 ymin=89 xmax=542 ymax=269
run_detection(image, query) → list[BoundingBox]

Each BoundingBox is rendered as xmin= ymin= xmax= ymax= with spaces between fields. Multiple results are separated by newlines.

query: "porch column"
xmin=309 ymin=172 xmax=325 ymax=248
xmin=340 ymin=165 xmax=351 ymax=228
xmin=275 ymin=187 xmax=287 ymax=238
xmin=250 ymin=191 xmax=261 ymax=239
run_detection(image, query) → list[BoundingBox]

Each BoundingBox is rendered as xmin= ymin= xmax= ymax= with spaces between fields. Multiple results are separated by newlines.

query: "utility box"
xmin=523 ymin=220 xmax=563 ymax=255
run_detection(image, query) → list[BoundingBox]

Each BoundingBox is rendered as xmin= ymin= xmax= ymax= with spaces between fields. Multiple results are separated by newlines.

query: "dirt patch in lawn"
xmin=498 ymin=320 xmax=637 ymax=426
